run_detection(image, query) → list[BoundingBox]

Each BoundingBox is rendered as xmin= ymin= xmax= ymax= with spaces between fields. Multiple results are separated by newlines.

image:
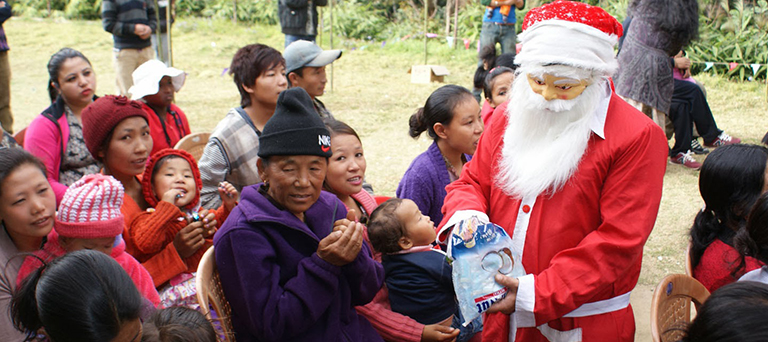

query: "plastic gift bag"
xmin=448 ymin=217 xmax=525 ymax=326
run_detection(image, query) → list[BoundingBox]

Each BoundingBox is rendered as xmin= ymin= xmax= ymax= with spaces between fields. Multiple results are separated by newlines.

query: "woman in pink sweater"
xmin=25 ymin=48 xmax=100 ymax=204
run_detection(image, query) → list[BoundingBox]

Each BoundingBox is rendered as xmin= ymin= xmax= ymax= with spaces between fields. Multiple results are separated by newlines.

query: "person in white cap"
xmin=437 ymin=1 xmax=668 ymax=340
xmin=284 ymin=40 xmax=341 ymax=119
xmin=129 ymin=59 xmax=190 ymax=155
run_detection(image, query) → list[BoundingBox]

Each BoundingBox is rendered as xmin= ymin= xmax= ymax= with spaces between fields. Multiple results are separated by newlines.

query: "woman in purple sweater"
xmin=397 ymin=85 xmax=484 ymax=225
xmin=213 ymin=88 xmax=384 ymax=342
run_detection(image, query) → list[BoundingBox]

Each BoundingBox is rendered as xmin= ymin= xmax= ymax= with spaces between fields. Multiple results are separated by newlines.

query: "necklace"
xmin=441 ymin=153 xmax=460 ymax=179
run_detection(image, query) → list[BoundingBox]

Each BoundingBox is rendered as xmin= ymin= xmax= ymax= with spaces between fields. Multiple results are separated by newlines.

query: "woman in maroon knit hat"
xmin=81 ymin=95 xmax=216 ymax=289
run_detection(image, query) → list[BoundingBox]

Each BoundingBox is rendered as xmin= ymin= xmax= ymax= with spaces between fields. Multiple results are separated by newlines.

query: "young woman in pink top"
xmin=25 ymin=48 xmax=100 ymax=204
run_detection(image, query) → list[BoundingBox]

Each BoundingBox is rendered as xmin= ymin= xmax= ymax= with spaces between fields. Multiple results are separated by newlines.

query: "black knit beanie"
xmin=258 ymin=87 xmax=332 ymax=158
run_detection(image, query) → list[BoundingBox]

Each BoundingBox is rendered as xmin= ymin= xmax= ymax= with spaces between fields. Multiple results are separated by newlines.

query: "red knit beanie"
xmin=141 ymin=148 xmax=203 ymax=210
xmin=82 ymin=95 xmax=149 ymax=161
xmin=55 ymin=174 xmax=125 ymax=239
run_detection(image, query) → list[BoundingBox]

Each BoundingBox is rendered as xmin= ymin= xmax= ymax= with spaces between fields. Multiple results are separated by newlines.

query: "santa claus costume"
xmin=438 ymin=1 xmax=668 ymax=341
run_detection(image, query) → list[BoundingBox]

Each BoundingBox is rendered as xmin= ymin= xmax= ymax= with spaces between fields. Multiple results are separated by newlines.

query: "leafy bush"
xmin=14 ymin=0 xmax=67 ymax=17
xmin=65 ymin=0 xmax=101 ymax=19
xmin=689 ymin=0 xmax=768 ymax=80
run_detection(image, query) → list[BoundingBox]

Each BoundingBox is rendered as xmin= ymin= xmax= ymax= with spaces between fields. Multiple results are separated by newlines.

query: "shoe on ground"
xmin=670 ymin=151 xmax=702 ymax=170
xmin=704 ymin=132 xmax=741 ymax=148
xmin=691 ymin=139 xmax=710 ymax=155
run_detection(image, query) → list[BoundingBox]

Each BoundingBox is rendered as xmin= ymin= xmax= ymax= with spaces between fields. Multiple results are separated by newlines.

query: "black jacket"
xmin=278 ymin=0 xmax=327 ymax=36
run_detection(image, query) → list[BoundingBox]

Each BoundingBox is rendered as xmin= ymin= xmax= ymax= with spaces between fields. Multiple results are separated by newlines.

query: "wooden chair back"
xmin=685 ymin=243 xmax=693 ymax=276
xmin=174 ymin=132 xmax=210 ymax=162
xmin=650 ymin=274 xmax=710 ymax=342
xmin=196 ymin=246 xmax=235 ymax=342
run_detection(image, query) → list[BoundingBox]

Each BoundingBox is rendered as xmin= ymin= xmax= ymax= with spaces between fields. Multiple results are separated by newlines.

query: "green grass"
xmin=7 ymin=17 xmax=768 ymax=289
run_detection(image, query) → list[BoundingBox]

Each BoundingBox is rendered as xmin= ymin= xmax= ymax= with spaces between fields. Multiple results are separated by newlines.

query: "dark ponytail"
xmin=689 ymin=144 xmax=768 ymax=271
xmin=11 ymin=250 xmax=142 ymax=342
xmin=734 ymin=192 xmax=768 ymax=275
xmin=408 ymin=84 xmax=474 ymax=140
xmin=47 ymin=48 xmax=91 ymax=103
xmin=689 ymin=208 xmax=721 ymax=270
xmin=11 ymin=260 xmax=45 ymax=341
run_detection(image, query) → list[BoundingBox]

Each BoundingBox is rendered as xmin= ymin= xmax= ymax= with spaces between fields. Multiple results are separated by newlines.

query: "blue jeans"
xmin=474 ymin=22 xmax=517 ymax=101
xmin=451 ymin=311 xmax=483 ymax=342
xmin=285 ymin=34 xmax=316 ymax=48
xmin=479 ymin=21 xmax=517 ymax=56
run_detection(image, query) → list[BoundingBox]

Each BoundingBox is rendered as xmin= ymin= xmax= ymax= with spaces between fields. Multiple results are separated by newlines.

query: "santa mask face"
xmin=526 ymin=74 xmax=588 ymax=101
xmin=495 ymin=66 xmax=605 ymax=199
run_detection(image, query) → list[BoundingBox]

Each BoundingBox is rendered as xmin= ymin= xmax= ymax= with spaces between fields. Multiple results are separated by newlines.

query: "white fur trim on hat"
xmin=129 ymin=59 xmax=186 ymax=100
xmin=515 ymin=20 xmax=619 ymax=76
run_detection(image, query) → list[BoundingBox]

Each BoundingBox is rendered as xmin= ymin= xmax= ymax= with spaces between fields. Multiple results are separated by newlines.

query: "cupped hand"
xmin=333 ymin=210 xmax=358 ymax=232
xmin=198 ymin=209 xmax=217 ymax=237
xmin=173 ymin=221 xmax=206 ymax=259
xmin=421 ymin=323 xmax=459 ymax=342
xmin=317 ymin=219 xmax=364 ymax=266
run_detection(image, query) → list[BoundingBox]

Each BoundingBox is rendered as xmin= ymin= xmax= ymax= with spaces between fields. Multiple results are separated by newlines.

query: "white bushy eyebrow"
xmin=553 ymin=78 xmax=581 ymax=85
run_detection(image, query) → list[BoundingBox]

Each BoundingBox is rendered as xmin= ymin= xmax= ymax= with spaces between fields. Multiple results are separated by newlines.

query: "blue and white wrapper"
xmin=448 ymin=218 xmax=525 ymax=326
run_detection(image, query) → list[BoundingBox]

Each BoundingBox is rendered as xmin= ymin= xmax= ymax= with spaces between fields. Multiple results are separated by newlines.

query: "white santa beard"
xmin=495 ymin=74 xmax=603 ymax=199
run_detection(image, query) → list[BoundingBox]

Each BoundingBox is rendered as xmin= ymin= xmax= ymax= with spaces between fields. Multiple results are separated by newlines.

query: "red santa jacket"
xmin=440 ymin=87 xmax=668 ymax=341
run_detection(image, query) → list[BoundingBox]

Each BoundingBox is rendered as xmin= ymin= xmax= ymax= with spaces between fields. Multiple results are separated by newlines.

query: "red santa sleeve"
xmin=438 ymin=103 xmax=508 ymax=242
xmin=518 ymin=116 xmax=668 ymax=325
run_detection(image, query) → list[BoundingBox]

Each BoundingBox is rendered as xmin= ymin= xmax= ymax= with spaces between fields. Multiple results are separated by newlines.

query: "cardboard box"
xmin=408 ymin=65 xmax=450 ymax=84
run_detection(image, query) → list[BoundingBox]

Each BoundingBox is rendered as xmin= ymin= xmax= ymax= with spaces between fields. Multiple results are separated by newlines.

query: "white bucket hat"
xmin=129 ymin=59 xmax=186 ymax=100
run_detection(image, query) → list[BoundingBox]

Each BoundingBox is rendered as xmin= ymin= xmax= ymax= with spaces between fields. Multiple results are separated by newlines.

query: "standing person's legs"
xmin=114 ymin=48 xmax=136 ymax=96
xmin=478 ymin=22 xmax=498 ymax=68
xmin=0 ymin=50 xmax=12 ymax=133
xmin=160 ymin=32 xmax=170 ymax=65
xmin=114 ymin=46 xmax=155 ymax=96
xmin=475 ymin=22 xmax=499 ymax=100
xmin=284 ymin=34 xmax=316 ymax=48
xmin=498 ymin=24 xmax=516 ymax=56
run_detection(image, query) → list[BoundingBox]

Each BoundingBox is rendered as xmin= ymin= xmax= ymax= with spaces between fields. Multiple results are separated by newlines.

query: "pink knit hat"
xmin=55 ymin=174 xmax=125 ymax=239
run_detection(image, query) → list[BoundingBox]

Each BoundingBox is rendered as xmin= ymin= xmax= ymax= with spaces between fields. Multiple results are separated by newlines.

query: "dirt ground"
xmin=631 ymin=284 xmax=656 ymax=340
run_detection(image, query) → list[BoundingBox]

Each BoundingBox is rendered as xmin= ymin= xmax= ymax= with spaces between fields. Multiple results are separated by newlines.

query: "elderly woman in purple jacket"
xmin=213 ymin=87 xmax=384 ymax=342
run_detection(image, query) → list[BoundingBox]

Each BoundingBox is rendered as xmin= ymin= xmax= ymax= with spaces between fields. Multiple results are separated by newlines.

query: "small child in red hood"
xmin=125 ymin=148 xmax=238 ymax=308
xmin=127 ymin=148 xmax=237 ymax=267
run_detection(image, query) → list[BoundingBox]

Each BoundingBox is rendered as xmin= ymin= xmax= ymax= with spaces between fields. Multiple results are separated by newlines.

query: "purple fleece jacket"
xmin=213 ymin=184 xmax=385 ymax=342
xmin=397 ymin=141 xmax=472 ymax=225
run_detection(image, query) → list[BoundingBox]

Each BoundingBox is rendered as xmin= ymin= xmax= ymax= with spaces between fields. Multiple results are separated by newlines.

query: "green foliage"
xmin=14 ymin=0 xmax=67 ymax=17
xmin=325 ymin=0 xmax=388 ymax=40
xmin=175 ymin=0 xmax=206 ymax=17
xmin=7 ymin=0 xmax=768 ymax=84
xmin=65 ymin=0 xmax=101 ymax=19
xmin=689 ymin=0 xmax=768 ymax=80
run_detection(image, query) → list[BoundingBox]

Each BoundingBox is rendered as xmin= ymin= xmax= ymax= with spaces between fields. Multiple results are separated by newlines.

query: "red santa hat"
xmin=515 ymin=0 xmax=623 ymax=76
xmin=55 ymin=174 xmax=125 ymax=239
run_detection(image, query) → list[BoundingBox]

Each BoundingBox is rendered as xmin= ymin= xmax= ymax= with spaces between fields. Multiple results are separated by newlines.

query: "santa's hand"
xmin=487 ymin=274 xmax=519 ymax=315
xmin=455 ymin=215 xmax=489 ymax=234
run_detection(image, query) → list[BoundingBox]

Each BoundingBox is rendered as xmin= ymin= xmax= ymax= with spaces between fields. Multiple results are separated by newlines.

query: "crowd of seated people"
xmin=1 ymin=35 xmax=765 ymax=342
